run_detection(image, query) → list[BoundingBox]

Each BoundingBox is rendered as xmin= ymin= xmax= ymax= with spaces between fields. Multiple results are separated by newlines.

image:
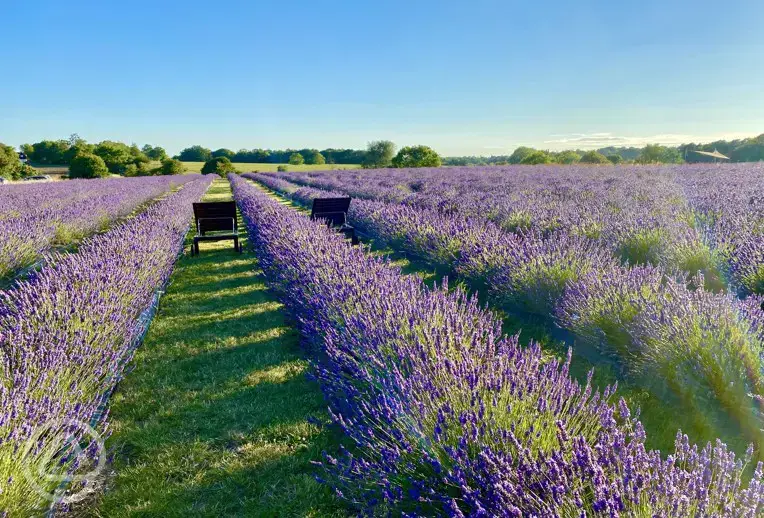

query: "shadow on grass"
xmin=88 ymin=179 xmax=346 ymax=517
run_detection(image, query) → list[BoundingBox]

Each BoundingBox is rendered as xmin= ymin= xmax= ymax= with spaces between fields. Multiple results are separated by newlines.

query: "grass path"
xmin=89 ymin=178 xmax=344 ymax=517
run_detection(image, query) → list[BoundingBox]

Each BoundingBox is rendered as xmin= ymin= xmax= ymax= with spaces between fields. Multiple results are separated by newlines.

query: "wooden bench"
xmin=310 ymin=197 xmax=359 ymax=245
xmin=191 ymin=201 xmax=241 ymax=255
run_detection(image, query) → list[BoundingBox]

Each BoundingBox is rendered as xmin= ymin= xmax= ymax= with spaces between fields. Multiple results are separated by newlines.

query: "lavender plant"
xmin=0 ymin=176 xmax=195 ymax=279
xmin=558 ymin=267 xmax=764 ymax=449
xmin=254 ymin=168 xmax=764 ymax=450
xmin=231 ymin=173 xmax=764 ymax=516
xmin=266 ymin=163 xmax=764 ymax=285
xmin=0 ymin=176 xmax=212 ymax=515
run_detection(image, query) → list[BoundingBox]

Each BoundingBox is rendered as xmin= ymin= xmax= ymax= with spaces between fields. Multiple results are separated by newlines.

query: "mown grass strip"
xmin=88 ymin=179 xmax=345 ymax=517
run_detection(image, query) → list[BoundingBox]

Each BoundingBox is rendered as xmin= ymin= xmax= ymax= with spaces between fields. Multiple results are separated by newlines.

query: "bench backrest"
xmin=310 ymin=197 xmax=351 ymax=226
xmin=193 ymin=201 xmax=238 ymax=234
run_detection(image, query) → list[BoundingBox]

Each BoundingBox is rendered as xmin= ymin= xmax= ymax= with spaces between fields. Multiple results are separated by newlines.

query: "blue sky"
xmin=2 ymin=0 xmax=763 ymax=156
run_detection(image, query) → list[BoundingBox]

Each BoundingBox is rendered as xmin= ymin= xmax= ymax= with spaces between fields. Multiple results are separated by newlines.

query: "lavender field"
xmin=5 ymin=166 xmax=764 ymax=516
xmin=8 ymin=0 xmax=764 ymax=514
xmin=245 ymin=164 xmax=764 ymax=510
xmin=0 ymin=175 xmax=212 ymax=514
xmin=232 ymin=169 xmax=764 ymax=516
xmin=0 ymin=176 xmax=197 ymax=279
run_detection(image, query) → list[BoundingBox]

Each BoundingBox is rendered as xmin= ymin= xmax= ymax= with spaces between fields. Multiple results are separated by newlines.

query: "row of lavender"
xmin=0 ymin=176 xmax=196 ymax=279
xmin=248 ymin=172 xmax=764 ymax=459
xmin=0 ymin=175 xmax=212 ymax=515
xmin=273 ymin=164 xmax=764 ymax=296
xmin=231 ymin=173 xmax=763 ymax=516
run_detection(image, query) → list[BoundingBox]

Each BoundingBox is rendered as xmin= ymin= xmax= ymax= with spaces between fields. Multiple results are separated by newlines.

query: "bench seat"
xmin=310 ymin=197 xmax=359 ymax=245
xmin=191 ymin=201 xmax=242 ymax=255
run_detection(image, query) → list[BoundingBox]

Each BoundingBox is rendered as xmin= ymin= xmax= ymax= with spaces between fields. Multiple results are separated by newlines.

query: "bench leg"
xmin=234 ymin=237 xmax=239 ymax=253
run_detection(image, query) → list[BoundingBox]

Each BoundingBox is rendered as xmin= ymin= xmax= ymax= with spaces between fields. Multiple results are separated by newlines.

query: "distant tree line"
xmin=678 ymin=134 xmax=764 ymax=163
xmin=19 ymin=135 xmax=182 ymax=178
xmin=14 ymin=135 xmax=445 ymax=178
xmin=23 ymin=133 xmax=762 ymax=176
xmin=175 ymin=146 xmax=365 ymax=165
xmin=443 ymin=133 xmax=764 ymax=166
xmin=444 ymin=145 xmax=683 ymax=166
xmin=175 ymin=141 xmax=443 ymax=169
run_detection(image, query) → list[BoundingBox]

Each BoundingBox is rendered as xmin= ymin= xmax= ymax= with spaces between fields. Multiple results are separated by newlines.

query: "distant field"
xmin=180 ymin=162 xmax=360 ymax=173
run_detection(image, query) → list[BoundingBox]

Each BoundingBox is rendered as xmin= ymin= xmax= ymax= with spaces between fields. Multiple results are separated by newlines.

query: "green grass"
xmin=87 ymin=179 xmax=345 ymax=517
xmin=180 ymin=162 xmax=360 ymax=173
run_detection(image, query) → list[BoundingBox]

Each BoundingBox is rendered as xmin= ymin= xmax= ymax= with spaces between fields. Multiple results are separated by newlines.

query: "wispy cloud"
xmin=543 ymin=132 xmax=755 ymax=150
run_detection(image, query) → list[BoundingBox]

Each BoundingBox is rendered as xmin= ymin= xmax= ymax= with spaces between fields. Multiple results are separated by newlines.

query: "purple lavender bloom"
xmin=0 ymin=176 xmax=197 ymax=279
xmin=230 ymin=173 xmax=764 ymax=517
xmin=0 ymin=175 xmax=212 ymax=515
xmin=252 ymin=169 xmax=764 ymax=455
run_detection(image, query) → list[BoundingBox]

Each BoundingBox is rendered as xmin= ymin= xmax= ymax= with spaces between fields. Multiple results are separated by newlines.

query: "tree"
xmin=363 ymin=140 xmax=396 ymax=168
xmin=125 ymin=161 xmax=157 ymax=177
xmin=391 ymin=145 xmax=442 ymax=168
xmin=520 ymin=150 xmax=553 ymax=165
xmin=123 ymin=164 xmax=140 ymax=177
xmin=322 ymin=148 xmax=366 ymax=164
xmin=201 ymin=156 xmax=236 ymax=176
xmin=177 ymin=145 xmax=212 ymax=162
xmin=441 ymin=155 xmax=513 ymax=166
xmin=20 ymin=143 xmax=34 ymax=158
xmin=579 ymin=150 xmax=610 ymax=164
xmin=636 ymin=144 xmax=683 ymax=164
xmin=606 ymin=154 xmax=623 ymax=165
xmin=554 ymin=150 xmax=581 ymax=164
xmin=637 ymin=144 xmax=661 ymax=163
xmin=288 ymin=152 xmax=305 ymax=165
xmin=159 ymin=158 xmax=185 ymax=175
xmin=69 ymin=153 xmax=109 ymax=178
xmin=597 ymin=146 xmax=641 ymax=161
xmin=142 ymin=145 xmax=168 ymax=161
xmin=26 ymin=139 xmax=70 ymax=164
xmin=93 ymin=141 xmax=136 ymax=173
xmin=277 ymin=165 xmax=288 ymax=172
xmin=233 ymin=148 xmax=270 ymax=163
xmin=508 ymin=146 xmax=536 ymax=164
xmin=130 ymin=143 xmax=149 ymax=161
xmin=731 ymin=140 xmax=764 ymax=162
xmin=212 ymin=148 xmax=235 ymax=159
xmin=0 ymin=143 xmax=20 ymax=179
xmin=63 ymin=141 xmax=95 ymax=163
xmin=306 ymin=151 xmax=326 ymax=165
